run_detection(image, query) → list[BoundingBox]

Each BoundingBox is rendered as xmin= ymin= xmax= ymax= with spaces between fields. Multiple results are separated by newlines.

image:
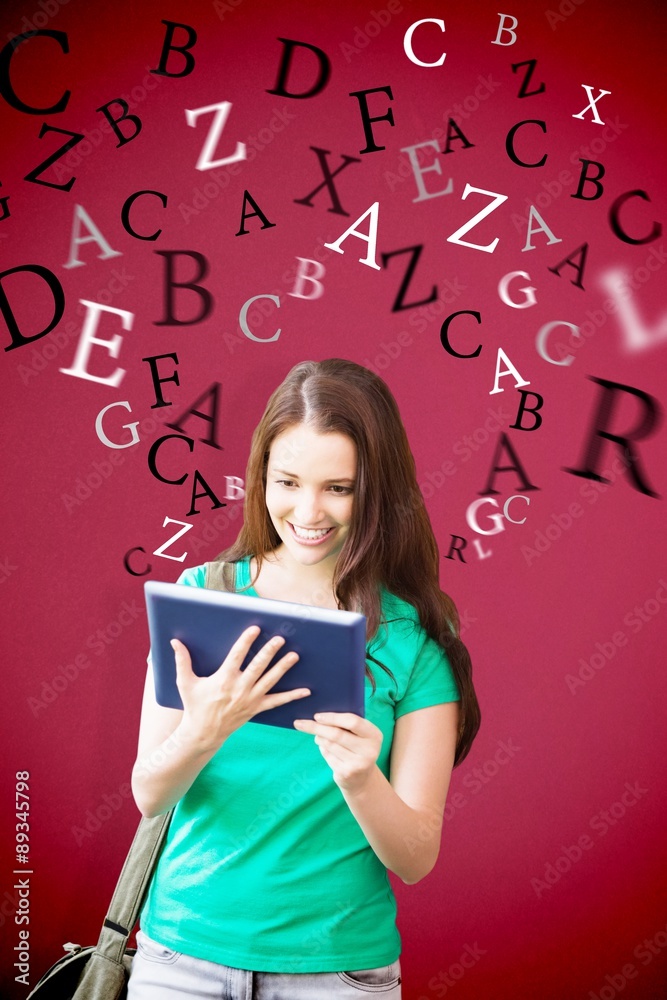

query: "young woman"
xmin=129 ymin=358 xmax=480 ymax=1000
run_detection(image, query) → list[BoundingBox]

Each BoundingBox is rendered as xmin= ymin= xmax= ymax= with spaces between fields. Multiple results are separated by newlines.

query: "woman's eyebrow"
xmin=271 ymin=467 xmax=355 ymax=484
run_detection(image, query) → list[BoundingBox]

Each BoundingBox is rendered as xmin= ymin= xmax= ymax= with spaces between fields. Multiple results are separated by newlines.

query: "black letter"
xmin=505 ymin=120 xmax=547 ymax=168
xmin=563 ymin=377 xmax=661 ymax=498
xmin=235 ymin=191 xmax=276 ymax=236
xmin=1 ymin=264 xmax=64 ymax=351
xmin=151 ymin=20 xmax=197 ymax=78
xmin=122 ymin=190 xmax=167 ymax=241
xmin=143 ymin=353 xmax=180 ymax=408
xmin=348 ymin=86 xmax=394 ymax=154
xmin=96 ymin=99 xmax=142 ymax=147
xmin=440 ymin=310 xmax=482 ymax=358
xmin=24 ymin=125 xmax=83 ymax=191
xmin=186 ymin=471 xmax=226 ymax=516
xmin=609 ymin=190 xmax=661 ymax=245
xmin=124 ymin=547 xmax=152 ymax=576
xmin=166 ymin=382 xmax=223 ymax=449
xmin=154 ymin=251 xmax=213 ymax=326
xmin=267 ymin=38 xmax=331 ymax=99
xmin=0 ymin=31 xmax=70 ymax=114
xmin=381 ymin=245 xmax=437 ymax=312
xmin=547 ymin=242 xmax=588 ymax=290
xmin=572 ymin=159 xmax=604 ymax=201
xmin=442 ymin=119 xmax=474 ymax=154
xmin=510 ymin=390 xmax=544 ymax=431
xmin=445 ymin=535 xmax=467 ymax=563
xmin=148 ymin=433 xmax=194 ymax=485
xmin=511 ymin=59 xmax=545 ymax=98
xmin=293 ymin=147 xmax=361 ymax=216
xmin=479 ymin=433 xmax=539 ymax=495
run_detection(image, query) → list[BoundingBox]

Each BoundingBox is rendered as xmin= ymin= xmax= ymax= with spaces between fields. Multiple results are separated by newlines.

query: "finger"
xmin=219 ymin=626 xmax=262 ymax=670
xmin=171 ymin=638 xmax=194 ymax=690
xmin=251 ymin=650 xmax=301 ymax=694
xmin=313 ymin=711 xmax=366 ymax=733
xmin=314 ymin=736 xmax=346 ymax=760
xmin=294 ymin=720 xmax=358 ymax=751
xmin=243 ymin=635 xmax=290 ymax=678
xmin=254 ymin=686 xmax=312 ymax=714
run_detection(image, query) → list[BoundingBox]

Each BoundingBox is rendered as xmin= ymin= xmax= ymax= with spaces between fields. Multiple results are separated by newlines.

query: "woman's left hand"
xmin=293 ymin=713 xmax=383 ymax=794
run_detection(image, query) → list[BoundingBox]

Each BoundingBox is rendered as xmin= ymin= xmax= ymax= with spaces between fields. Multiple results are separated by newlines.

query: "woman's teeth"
xmin=290 ymin=524 xmax=332 ymax=539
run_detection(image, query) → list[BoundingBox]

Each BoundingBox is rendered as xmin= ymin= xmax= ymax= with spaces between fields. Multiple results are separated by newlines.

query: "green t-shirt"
xmin=140 ymin=557 xmax=460 ymax=972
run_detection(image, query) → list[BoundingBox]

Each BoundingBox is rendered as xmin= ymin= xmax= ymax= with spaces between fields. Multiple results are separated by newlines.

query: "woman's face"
xmin=265 ymin=423 xmax=357 ymax=571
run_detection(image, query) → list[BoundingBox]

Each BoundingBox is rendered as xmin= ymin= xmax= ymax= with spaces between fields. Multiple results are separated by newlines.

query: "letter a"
xmin=324 ymin=202 xmax=381 ymax=269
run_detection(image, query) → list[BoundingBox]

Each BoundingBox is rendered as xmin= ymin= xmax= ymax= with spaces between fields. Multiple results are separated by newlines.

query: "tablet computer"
xmin=144 ymin=580 xmax=367 ymax=728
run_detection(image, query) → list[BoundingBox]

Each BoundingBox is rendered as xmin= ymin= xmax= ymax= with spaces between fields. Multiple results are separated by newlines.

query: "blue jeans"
xmin=127 ymin=930 xmax=402 ymax=999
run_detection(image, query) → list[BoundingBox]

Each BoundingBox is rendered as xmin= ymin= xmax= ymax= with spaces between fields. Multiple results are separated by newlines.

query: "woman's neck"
xmin=250 ymin=547 xmax=341 ymax=608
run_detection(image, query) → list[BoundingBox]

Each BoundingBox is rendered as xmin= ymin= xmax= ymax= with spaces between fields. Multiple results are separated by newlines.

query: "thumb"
xmin=171 ymin=638 xmax=194 ymax=694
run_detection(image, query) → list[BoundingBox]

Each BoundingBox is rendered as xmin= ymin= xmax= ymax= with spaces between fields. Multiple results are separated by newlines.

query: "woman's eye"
xmin=329 ymin=485 xmax=353 ymax=494
xmin=277 ymin=480 xmax=296 ymax=487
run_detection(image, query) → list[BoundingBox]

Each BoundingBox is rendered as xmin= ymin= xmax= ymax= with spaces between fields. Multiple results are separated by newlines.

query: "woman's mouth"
xmin=287 ymin=522 xmax=335 ymax=545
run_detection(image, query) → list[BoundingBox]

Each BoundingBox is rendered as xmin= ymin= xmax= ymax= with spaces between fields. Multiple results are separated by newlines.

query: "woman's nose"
xmin=293 ymin=491 xmax=324 ymax=525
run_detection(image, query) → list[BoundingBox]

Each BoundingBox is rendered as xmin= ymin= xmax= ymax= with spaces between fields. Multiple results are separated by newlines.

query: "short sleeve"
xmin=394 ymin=630 xmax=460 ymax=719
xmin=175 ymin=564 xmax=207 ymax=589
xmin=146 ymin=563 xmax=207 ymax=664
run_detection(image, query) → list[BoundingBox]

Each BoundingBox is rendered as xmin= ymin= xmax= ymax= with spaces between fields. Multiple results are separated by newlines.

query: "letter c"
xmin=147 ymin=433 xmax=194 ymax=484
xmin=440 ymin=310 xmax=482 ymax=358
xmin=0 ymin=31 xmax=70 ymax=115
xmin=536 ymin=320 xmax=581 ymax=366
xmin=503 ymin=494 xmax=530 ymax=524
xmin=239 ymin=294 xmax=281 ymax=342
xmin=121 ymin=190 xmax=167 ymax=241
xmin=123 ymin=547 xmax=152 ymax=576
xmin=403 ymin=19 xmax=446 ymax=68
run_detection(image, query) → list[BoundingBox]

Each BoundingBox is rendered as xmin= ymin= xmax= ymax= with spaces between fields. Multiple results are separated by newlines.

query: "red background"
xmin=2 ymin=0 xmax=666 ymax=997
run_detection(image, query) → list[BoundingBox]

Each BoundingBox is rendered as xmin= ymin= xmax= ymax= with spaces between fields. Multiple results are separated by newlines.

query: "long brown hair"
xmin=217 ymin=359 xmax=480 ymax=765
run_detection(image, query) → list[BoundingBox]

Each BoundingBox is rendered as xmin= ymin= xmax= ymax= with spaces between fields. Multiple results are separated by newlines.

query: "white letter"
xmin=536 ymin=320 xmax=581 ymax=366
xmin=492 ymin=13 xmax=518 ymax=46
xmin=239 ymin=294 xmax=281 ymax=342
xmin=447 ymin=184 xmax=508 ymax=253
xmin=288 ymin=258 xmax=325 ymax=300
xmin=489 ymin=347 xmax=530 ymax=394
xmin=224 ymin=475 xmax=245 ymax=499
xmin=153 ymin=517 xmax=193 ymax=563
xmin=503 ymin=494 xmax=530 ymax=524
xmin=572 ymin=85 xmax=611 ymax=126
xmin=498 ymin=270 xmax=537 ymax=308
xmin=185 ymin=101 xmax=246 ymax=170
xmin=600 ymin=268 xmax=667 ymax=353
xmin=466 ymin=497 xmax=505 ymax=535
xmin=522 ymin=205 xmax=562 ymax=252
xmin=404 ymin=18 xmax=446 ymax=67
xmin=401 ymin=140 xmax=453 ymax=202
xmin=95 ymin=400 xmax=140 ymax=449
xmin=63 ymin=204 xmax=122 ymax=269
xmin=59 ymin=300 xmax=133 ymax=386
xmin=324 ymin=202 xmax=381 ymax=270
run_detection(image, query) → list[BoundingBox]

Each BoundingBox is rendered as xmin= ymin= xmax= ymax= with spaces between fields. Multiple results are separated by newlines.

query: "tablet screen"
xmin=145 ymin=581 xmax=367 ymax=727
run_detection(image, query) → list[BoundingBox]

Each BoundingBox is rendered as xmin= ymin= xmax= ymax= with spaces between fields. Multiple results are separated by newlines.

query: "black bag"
xmin=27 ymin=805 xmax=172 ymax=998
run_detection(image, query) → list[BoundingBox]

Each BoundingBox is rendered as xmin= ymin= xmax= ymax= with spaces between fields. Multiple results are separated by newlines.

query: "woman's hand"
xmin=292 ymin=713 xmax=383 ymax=794
xmin=173 ymin=627 xmax=309 ymax=752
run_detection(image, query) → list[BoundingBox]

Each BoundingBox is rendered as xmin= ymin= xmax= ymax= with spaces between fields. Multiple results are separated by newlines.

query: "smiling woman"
xmin=128 ymin=358 xmax=480 ymax=999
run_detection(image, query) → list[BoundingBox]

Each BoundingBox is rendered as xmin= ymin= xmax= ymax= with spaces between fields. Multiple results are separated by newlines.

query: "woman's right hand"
xmin=172 ymin=627 xmax=309 ymax=751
